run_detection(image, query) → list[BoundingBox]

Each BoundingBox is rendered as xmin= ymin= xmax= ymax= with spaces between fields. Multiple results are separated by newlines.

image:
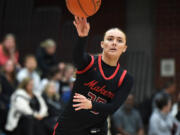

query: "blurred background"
xmin=0 ymin=0 xmax=180 ymax=135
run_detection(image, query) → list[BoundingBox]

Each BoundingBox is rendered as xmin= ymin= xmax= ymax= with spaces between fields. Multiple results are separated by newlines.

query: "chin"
xmin=108 ymin=52 xmax=119 ymax=56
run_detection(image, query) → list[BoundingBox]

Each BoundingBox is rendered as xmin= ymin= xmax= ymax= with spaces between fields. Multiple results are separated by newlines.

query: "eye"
xmin=117 ymin=39 xmax=123 ymax=43
xmin=107 ymin=37 xmax=113 ymax=41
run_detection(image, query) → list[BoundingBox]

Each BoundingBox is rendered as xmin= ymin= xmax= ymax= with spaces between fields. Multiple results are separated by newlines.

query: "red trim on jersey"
xmin=53 ymin=122 xmax=59 ymax=135
xmin=76 ymin=55 xmax=94 ymax=74
xmin=118 ymin=70 xmax=127 ymax=87
xmin=98 ymin=55 xmax=120 ymax=80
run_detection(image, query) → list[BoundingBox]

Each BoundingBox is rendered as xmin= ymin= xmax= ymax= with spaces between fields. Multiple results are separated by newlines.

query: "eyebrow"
xmin=107 ymin=35 xmax=123 ymax=39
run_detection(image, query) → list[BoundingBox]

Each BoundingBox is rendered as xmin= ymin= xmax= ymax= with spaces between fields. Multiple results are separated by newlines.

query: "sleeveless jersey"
xmin=55 ymin=55 xmax=127 ymax=133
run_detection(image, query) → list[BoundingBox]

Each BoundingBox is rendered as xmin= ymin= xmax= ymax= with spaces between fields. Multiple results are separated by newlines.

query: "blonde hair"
xmin=104 ymin=28 xmax=126 ymax=41
xmin=44 ymin=82 xmax=60 ymax=100
xmin=40 ymin=39 xmax=56 ymax=48
xmin=18 ymin=77 xmax=32 ymax=90
xmin=3 ymin=33 xmax=16 ymax=42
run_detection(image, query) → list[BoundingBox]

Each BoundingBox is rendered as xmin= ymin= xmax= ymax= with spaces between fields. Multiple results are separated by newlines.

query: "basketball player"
xmin=53 ymin=16 xmax=133 ymax=135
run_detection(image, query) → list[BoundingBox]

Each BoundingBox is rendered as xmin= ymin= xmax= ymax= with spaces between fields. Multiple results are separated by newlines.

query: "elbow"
xmin=106 ymin=105 xmax=120 ymax=115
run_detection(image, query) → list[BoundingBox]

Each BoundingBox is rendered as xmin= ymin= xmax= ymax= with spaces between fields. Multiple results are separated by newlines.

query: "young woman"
xmin=5 ymin=78 xmax=48 ymax=135
xmin=53 ymin=17 xmax=133 ymax=135
xmin=0 ymin=34 xmax=19 ymax=67
xmin=0 ymin=60 xmax=17 ymax=131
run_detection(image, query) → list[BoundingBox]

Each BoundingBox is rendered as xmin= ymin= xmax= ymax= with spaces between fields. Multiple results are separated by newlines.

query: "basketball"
xmin=66 ymin=0 xmax=101 ymax=17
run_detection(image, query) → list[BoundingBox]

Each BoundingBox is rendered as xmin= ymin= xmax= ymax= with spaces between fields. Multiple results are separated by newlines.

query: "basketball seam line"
xmin=77 ymin=0 xmax=89 ymax=17
xmin=91 ymin=0 xmax=96 ymax=12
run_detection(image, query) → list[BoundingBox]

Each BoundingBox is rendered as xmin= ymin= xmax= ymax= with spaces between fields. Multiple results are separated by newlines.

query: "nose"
xmin=112 ymin=40 xmax=117 ymax=46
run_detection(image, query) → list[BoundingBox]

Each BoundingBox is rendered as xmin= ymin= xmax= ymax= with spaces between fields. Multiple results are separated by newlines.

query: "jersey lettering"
xmin=88 ymin=92 xmax=107 ymax=115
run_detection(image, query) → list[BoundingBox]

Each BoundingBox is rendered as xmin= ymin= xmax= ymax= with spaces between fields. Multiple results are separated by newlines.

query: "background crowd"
xmin=0 ymin=33 xmax=180 ymax=135
xmin=0 ymin=34 xmax=75 ymax=135
xmin=0 ymin=0 xmax=180 ymax=134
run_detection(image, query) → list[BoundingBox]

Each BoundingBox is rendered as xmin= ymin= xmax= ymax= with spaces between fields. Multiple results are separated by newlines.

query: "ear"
xmin=101 ymin=41 xmax=104 ymax=49
xmin=123 ymin=45 xmax=127 ymax=53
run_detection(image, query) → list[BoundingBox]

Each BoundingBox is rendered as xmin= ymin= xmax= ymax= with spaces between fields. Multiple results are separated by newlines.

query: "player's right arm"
xmin=73 ymin=16 xmax=92 ymax=70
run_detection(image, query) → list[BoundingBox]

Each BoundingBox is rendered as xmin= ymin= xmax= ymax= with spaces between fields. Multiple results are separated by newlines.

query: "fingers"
xmin=73 ymin=103 xmax=82 ymax=107
xmin=72 ymin=93 xmax=88 ymax=111
xmin=74 ymin=106 xmax=82 ymax=111
xmin=73 ymin=98 xmax=84 ymax=102
xmin=73 ymin=93 xmax=86 ymax=103
xmin=74 ymin=93 xmax=86 ymax=99
xmin=74 ymin=16 xmax=87 ymax=25
xmin=73 ymin=103 xmax=83 ymax=111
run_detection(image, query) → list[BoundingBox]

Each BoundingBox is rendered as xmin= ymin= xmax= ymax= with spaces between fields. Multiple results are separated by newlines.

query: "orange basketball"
xmin=66 ymin=0 xmax=101 ymax=17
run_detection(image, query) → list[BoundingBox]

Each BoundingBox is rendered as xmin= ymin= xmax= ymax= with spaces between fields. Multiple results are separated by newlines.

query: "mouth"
xmin=109 ymin=48 xmax=117 ymax=51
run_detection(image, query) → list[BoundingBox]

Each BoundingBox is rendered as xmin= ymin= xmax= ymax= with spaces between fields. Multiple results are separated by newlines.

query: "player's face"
xmin=101 ymin=29 xmax=127 ymax=58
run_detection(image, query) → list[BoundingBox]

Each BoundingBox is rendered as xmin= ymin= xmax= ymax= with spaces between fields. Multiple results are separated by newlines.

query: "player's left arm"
xmin=91 ymin=73 xmax=133 ymax=114
xmin=73 ymin=73 xmax=133 ymax=114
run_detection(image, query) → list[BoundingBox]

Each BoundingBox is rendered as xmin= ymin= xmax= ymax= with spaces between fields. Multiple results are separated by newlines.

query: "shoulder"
xmin=13 ymin=89 xmax=31 ymax=100
xmin=121 ymin=71 xmax=133 ymax=87
xmin=118 ymin=67 xmax=133 ymax=80
xmin=150 ymin=110 xmax=161 ymax=122
xmin=32 ymin=71 xmax=40 ymax=77
xmin=132 ymin=109 xmax=141 ymax=117
xmin=112 ymin=107 xmax=124 ymax=118
xmin=18 ymin=68 xmax=27 ymax=73
xmin=124 ymin=72 xmax=133 ymax=81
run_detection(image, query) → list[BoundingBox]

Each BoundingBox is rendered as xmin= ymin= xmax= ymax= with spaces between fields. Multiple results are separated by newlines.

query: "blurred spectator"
xmin=148 ymin=93 xmax=180 ymax=135
xmin=36 ymin=39 xmax=58 ymax=78
xmin=111 ymin=94 xmax=144 ymax=135
xmin=0 ymin=60 xmax=17 ymax=132
xmin=38 ymin=66 xmax=62 ymax=95
xmin=171 ymin=92 xmax=180 ymax=121
xmin=16 ymin=54 xmax=40 ymax=92
xmin=152 ymin=79 xmax=176 ymax=110
xmin=58 ymin=62 xmax=66 ymax=76
xmin=0 ymin=34 xmax=19 ymax=67
xmin=60 ymin=64 xmax=75 ymax=105
xmin=5 ymin=78 xmax=48 ymax=135
xmin=42 ymin=82 xmax=62 ymax=135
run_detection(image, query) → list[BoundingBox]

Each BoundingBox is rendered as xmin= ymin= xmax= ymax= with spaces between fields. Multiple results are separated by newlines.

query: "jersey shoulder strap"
xmin=76 ymin=55 xmax=94 ymax=74
xmin=118 ymin=70 xmax=127 ymax=87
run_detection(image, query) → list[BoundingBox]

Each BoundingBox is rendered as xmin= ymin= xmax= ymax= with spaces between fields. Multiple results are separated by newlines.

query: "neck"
xmin=161 ymin=108 xmax=168 ymax=115
xmin=28 ymin=69 xmax=33 ymax=73
xmin=2 ymin=46 xmax=10 ymax=56
xmin=102 ymin=53 xmax=119 ymax=66
xmin=5 ymin=72 xmax=13 ymax=82
xmin=27 ymin=90 xmax=33 ymax=97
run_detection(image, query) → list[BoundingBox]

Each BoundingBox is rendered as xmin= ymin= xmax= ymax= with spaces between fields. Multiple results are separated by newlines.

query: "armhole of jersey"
xmin=118 ymin=70 xmax=127 ymax=87
xmin=53 ymin=122 xmax=59 ymax=135
xmin=76 ymin=55 xmax=94 ymax=74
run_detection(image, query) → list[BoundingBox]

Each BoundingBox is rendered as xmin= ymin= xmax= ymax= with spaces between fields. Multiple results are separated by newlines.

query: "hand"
xmin=73 ymin=16 xmax=90 ymax=37
xmin=73 ymin=93 xmax=92 ymax=111
xmin=35 ymin=114 xmax=43 ymax=120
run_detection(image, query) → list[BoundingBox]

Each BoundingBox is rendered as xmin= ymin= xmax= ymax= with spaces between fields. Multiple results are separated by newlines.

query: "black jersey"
xmin=53 ymin=37 xmax=133 ymax=135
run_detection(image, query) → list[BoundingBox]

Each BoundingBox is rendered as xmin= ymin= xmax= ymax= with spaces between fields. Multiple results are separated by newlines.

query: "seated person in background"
xmin=38 ymin=66 xmax=62 ymax=95
xmin=60 ymin=64 xmax=75 ymax=105
xmin=148 ymin=93 xmax=180 ymax=135
xmin=42 ymin=82 xmax=62 ymax=135
xmin=36 ymin=39 xmax=58 ymax=78
xmin=111 ymin=94 xmax=144 ymax=135
xmin=16 ymin=54 xmax=40 ymax=92
xmin=173 ymin=92 xmax=180 ymax=122
xmin=5 ymin=77 xmax=48 ymax=135
xmin=0 ymin=60 xmax=17 ymax=132
xmin=58 ymin=62 xmax=66 ymax=76
xmin=0 ymin=34 xmax=19 ymax=67
xmin=152 ymin=79 xmax=176 ymax=110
